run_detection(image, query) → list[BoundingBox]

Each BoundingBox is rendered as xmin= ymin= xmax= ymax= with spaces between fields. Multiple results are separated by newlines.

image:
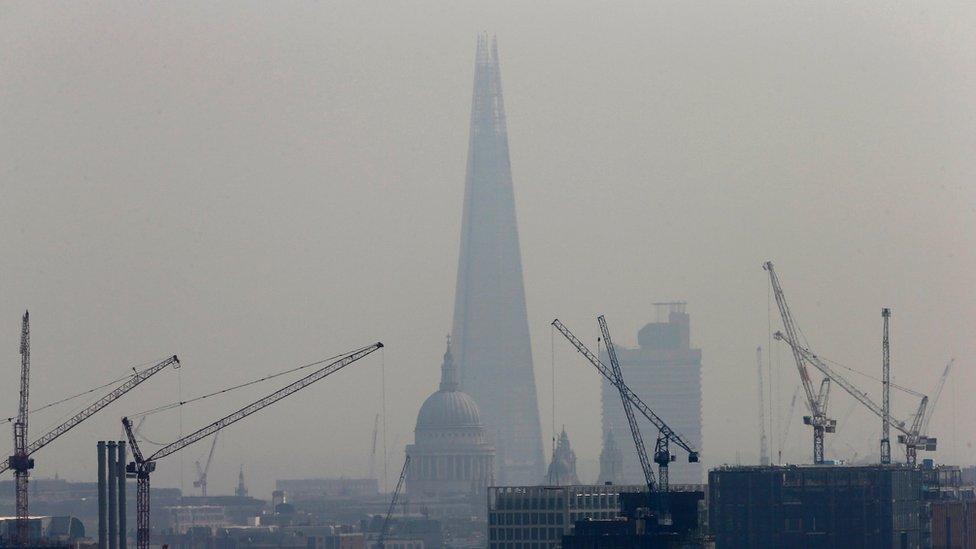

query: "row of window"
xmin=491 ymin=493 xmax=620 ymax=511
xmin=489 ymin=526 xmax=565 ymax=541
xmin=490 ymin=512 xmax=565 ymax=526
xmin=489 ymin=543 xmax=556 ymax=549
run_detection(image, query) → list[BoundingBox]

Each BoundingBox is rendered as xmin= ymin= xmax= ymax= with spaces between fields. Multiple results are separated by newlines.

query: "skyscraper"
xmin=600 ymin=303 xmax=703 ymax=485
xmin=450 ymin=34 xmax=545 ymax=485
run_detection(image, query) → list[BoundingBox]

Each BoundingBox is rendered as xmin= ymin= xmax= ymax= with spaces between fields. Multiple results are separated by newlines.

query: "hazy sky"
xmin=1 ymin=2 xmax=974 ymax=496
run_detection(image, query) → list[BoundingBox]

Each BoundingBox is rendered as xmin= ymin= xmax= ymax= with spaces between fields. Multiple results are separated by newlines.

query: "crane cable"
xmin=2 ymin=356 xmax=171 ymax=424
xmin=127 ymin=346 xmax=371 ymax=419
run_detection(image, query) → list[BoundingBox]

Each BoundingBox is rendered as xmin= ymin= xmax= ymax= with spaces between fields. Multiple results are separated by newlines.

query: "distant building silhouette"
xmin=597 ymin=423 xmax=624 ymax=485
xmin=600 ymin=303 xmax=703 ymax=484
xmin=545 ymin=428 xmax=580 ymax=486
xmin=450 ymin=33 xmax=544 ymax=484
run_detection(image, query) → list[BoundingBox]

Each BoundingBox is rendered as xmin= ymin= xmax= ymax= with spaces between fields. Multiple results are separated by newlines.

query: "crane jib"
xmin=144 ymin=343 xmax=382 ymax=463
xmin=0 ymin=355 xmax=179 ymax=476
xmin=551 ymin=319 xmax=698 ymax=458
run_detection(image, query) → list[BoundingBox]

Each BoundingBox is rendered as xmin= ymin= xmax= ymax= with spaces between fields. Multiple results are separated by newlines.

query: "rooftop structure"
xmin=450 ymin=34 xmax=545 ymax=485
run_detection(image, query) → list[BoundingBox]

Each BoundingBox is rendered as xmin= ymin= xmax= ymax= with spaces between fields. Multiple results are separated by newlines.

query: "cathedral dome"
xmin=416 ymin=390 xmax=482 ymax=430
xmin=406 ymin=335 xmax=495 ymax=499
xmin=414 ymin=336 xmax=483 ymax=431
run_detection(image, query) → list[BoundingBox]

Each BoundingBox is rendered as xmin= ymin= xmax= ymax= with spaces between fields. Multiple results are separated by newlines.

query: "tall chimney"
xmin=97 ymin=441 xmax=107 ymax=549
xmin=117 ymin=441 xmax=127 ymax=549
xmin=107 ymin=441 xmax=118 ymax=549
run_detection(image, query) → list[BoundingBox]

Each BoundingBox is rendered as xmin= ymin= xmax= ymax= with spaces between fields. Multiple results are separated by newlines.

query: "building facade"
xmin=450 ymin=34 xmax=545 ymax=485
xmin=601 ymin=303 xmax=703 ymax=484
xmin=486 ymin=484 xmax=645 ymax=548
xmin=405 ymin=338 xmax=494 ymax=498
xmin=709 ymin=465 xmax=924 ymax=549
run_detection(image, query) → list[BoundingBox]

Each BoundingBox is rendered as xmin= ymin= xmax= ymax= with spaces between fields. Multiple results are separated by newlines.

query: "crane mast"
xmin=881 ymin=308 xmax=891 ymax=465
xmin=11 ymin=311 xmax=32 ymax=546
xmin=898 ymin=359 xmax=952 ymax=466
xmin=774 ymin=333 xmax=918 ymax=439
xmin=4 ymin=351 xmax=178 ymax=547
xmin=124 ymin=342 xmax=383 ymax=549
xmin=193 ymin=432 xmax=219 ymax=496
xmin=757 ymin=346 xmax=769 ymax=466
xmin=0 ymin=356 xmax=181 ymax=476
xmin=764 ymin=262 xmax=835 ymax=464
xmin=377 ymin=455 xmax=410 ymax=549
xmin=597 ymin=316 xmax=657 ymax=494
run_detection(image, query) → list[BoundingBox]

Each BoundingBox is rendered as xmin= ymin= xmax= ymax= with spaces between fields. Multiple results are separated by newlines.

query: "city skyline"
xmin=0 ymin=3 xmax=973 ymax=500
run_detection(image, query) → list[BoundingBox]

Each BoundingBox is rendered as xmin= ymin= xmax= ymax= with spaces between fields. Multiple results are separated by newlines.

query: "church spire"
xmin=440 ymin=335 xmax=459 ymax=391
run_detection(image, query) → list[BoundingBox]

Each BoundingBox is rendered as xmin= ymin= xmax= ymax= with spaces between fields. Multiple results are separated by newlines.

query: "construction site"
xmin=1 ymin=7 xmax=973 ymax=548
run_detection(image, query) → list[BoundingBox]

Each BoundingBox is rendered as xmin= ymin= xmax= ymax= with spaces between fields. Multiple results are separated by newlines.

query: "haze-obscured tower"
xmin=450 ymin=34 xmax=545 ymax=485
xmin=600 ymin=303 xmax=703 ymax=485
xmin=598 ymin=423 xmax=624 ymax=485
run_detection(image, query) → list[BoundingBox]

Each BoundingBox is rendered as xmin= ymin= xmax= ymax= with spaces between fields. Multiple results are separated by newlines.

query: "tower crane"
xmin=757 ymin=346 xmax=770 ymax=466
xmin=779 ymin=386 xmax=801 ymax=464
xmin=377 ymin=455 xmax=410 ymax=549
xmin=3 ymin=351 xmax=180 ymax=545
xmin=597 ymin=315 xmax=658 ymax=496
xmin=123 ymin=342 xmax=382 ymax=549
xmin=764 ymin=262 xmax=835 ymax=464
xmin=193 ymin=432 xmax=219 ymax=496
xmin=774 ymin=332 xmax=930 ymax=465
xmin=897 ymin=359 xmax=954 ymax=464
xmin=881 ymin=308 xmax=891 ymax=465
xmin=552 ymin=319 xmax=699 ymax=488
xmin=11 ymin=312 xmax=31 ymax=546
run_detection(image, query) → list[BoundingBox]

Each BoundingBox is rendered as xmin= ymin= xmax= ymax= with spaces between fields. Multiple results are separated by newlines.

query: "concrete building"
xmin=486 ymin=484 xmax=645 ymax=548
xmin=709 ymin=465 xmax=925 ymax=548
xmin=450 ymin=33 xmax=545 ymax=485
xmin=405 ymin=337 xmax=494 ymax=499
xmin=601 ymin=303 xmax=703 ymax=485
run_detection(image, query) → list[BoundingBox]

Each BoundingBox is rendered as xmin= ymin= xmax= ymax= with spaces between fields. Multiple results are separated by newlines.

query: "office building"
xmin=601 ymin=303 xmax=703 ymax=485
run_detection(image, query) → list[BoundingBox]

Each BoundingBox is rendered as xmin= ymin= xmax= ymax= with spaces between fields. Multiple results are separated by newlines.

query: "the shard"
xmin=450 ymin=34 xmax=545 ymax=485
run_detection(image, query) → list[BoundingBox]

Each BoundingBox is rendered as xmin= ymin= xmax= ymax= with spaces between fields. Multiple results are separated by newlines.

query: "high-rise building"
xmin=450 ymin=34 xmax=544 ymax=485
xmin=600 ymin=303 xmax=703 ymax=485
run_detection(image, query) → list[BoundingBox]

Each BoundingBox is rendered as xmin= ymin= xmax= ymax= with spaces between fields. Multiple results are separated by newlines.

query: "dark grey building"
xmin=450 ymin=33 xmax=544 ymax=485
xmin=709 ymin=465 xmax=924 ymax=549
xmin=601 ymin=303 xmax=703 ymax=485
